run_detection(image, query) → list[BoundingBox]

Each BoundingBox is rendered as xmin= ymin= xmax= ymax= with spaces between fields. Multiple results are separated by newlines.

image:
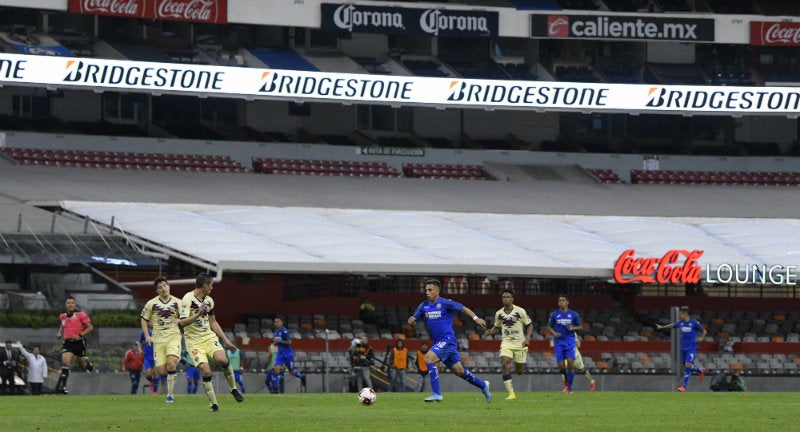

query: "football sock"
xmin=235 ymin=372 xmax=246 ymax=393
xmin=460 ymin=369 xmax=486 ymax=389
xmin=222 ymin=363 xmax=237 ymax=390
xmin=271 ymin=370 xmax=281 ymax=391
xmin=427 ymin=363 xmax=441 ymax=395
xmin=152 ymin=376 xmax=159 ymax=393
xmin=683 ymin=367 xmax=692 ymax=386
xmin=130 ymin=373 xmax=140 ymax=394
xmin=502 ymin=373 xmax=513 ymax=393
xmin=58 ymin=367 xmax=70 ymax=389
xmin=584 ymin=370 xmax=593 ymax=381
xmin=167 ymin=371 xmax=176 ymax=396
xmin=691 ymin=366 xmax=703 ymax=374
xmin=202 ymin=376 xmax=217 ymax=405
xmin=566 ymin=371 xmax=575 ymax=389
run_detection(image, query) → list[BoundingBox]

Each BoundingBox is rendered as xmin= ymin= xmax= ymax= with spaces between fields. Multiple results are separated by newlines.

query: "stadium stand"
xmin=402 ymin=163 xmax=488 ymax=180
xmin=252 ymin=158 xmax=400 ymax=177
xmin=631 ymin=170 xmax=800 ymax=186
xmin=587 ymin=168 xmax=625 ymax=183
xmin=0 ymin=148 xmax=249 ymax=173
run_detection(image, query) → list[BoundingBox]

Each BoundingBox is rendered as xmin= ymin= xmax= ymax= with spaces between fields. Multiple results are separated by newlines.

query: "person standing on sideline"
xmin=546 ymin=294 xmax=583 ymax=394
xmin=179 ymin=272 xmax=243 ymax=412
xmin=0 ymin=340 xmax=21 ymax=395
xmin=140 ymin=277 xmax=183 ymax=403
xmin=226 ymin=347 xmax=246 ymax=394
xmin=484 ymin=288 xmax=532 ymax=400
xmin=264 ymin=341 xmax=279 ymax=393
xmin=55 ymin=296 xmax=94 ymax=394
xmin=656 ymin=307 xmax=706 ymax=392
xmin=408 ymin=279 xmax=492 ymax=403
xmin=387 ymin=339 xmax=409 ymax=392
xmin=17 ymin=343 xmax=47 ymax=395
xmin=270 ymin=317 xmax=306 ymax=392
xmin=414 ymin=342 xmax=429 ymax=392
xmin=350 ymin=336 xmax=374 ymax=390
xmin=123 ymin=342 xmax=144 ymax=394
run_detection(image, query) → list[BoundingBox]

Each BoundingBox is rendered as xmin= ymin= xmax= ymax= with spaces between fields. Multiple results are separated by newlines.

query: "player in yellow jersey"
xmin=179 ymin=273 xmax=243 ymax=412
xmin=140 ymin=277 xmax=182 ymax=403
xmin=484 ymin=288 xmax=532 ymax=400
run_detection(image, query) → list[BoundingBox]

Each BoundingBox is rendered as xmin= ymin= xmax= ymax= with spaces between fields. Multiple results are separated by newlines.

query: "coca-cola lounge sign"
xmin=750 ymin=21 xmax=800 ymax=46
xmin=68 ymin=0 xmax=227 ymax=24
xmin=614 ymin=249 xmax=703 ymax=284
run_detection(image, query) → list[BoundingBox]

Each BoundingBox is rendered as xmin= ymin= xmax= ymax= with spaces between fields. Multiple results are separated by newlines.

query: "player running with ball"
xmin=408 ymin=279 xmax=492 ymax=403
xmin=656 ymin=307 xmax=706 ymax=392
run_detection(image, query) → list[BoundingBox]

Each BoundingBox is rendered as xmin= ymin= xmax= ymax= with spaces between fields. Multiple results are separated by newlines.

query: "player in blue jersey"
xmin=139 ymin=329 xmax=163 ymax=395
xmin=656 ymin=307 xmax=707 ymax=392
xmin=270 ymin=317 xmax=306 ymax=392
xmin=546 ymin=294 xmax=583 ymax=394
xmin=408 ymin=279 xmax=492 ymax=403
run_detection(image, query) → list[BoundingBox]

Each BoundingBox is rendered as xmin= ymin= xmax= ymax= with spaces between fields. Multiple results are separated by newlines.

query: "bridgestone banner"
xmin=532 ymin=13 xmax=714 ymax=42
xmin=321 ymin=3 xmax=498 ymax=37
xmin=1 ymin=53 xmax=798 ymax=115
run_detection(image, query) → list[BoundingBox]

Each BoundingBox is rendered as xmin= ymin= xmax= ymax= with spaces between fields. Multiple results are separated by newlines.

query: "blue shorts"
xmin=275 ymin=351 xmax=295 ymax=370
xmin=186 ymin=367 xmax=200 ymax=381
xmin=681 ymin=349 xmax=697 ymax=365
xmin=430 ymin=339 xmax=462 ymax=368
xmin=144 ymin=356 xmax=156 ymax=370
xmin=554 ymin=341 xmax=576 ymax=364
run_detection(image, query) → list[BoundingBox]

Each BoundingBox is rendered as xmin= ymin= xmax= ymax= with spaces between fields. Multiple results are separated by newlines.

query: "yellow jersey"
xmin=140 ymin=295 xmax=182 ymax=343
xmin=180 ymin=291 xmax=216 ymax=343
xmin=493 ymin=305 xmax=532 ymax=350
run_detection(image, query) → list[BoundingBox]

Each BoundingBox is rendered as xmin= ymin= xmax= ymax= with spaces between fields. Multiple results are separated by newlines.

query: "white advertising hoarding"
xmin=1 ymin=53 xmax=799 ymax=115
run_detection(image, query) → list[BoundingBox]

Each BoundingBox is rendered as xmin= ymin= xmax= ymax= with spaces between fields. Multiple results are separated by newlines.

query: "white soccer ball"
xmin=358 ymin=387 xmax=376 ymax=406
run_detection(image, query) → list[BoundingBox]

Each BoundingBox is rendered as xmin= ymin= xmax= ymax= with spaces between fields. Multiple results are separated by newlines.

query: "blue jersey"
xmin=274 ymin=327 xmax=293 ymax=354
xmin=548 ymin=309 xmax=582 ymax=344
xmin=674 ymin=319 xmax=704 ymax=350
xmin=139 ymin=330 xmax=154 ymax=360
xmin=412 ymin=297 xmax=464 ymax=344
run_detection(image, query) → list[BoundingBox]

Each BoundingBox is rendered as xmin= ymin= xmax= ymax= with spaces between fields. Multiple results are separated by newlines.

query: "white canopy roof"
xmin=60 ymin=201 xmax=800 ymax=277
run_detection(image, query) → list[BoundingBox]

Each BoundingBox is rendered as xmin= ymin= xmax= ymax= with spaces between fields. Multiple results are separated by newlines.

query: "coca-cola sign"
xmin=613 ymin=249 xmax=704 ymax=284
xmin=155 ymin=0 xmax=224 ymax=23
xmin=68 ymin=0 xmax=227 ymax=23
xmin=751 ymin=21 xmax=800 ymax=46
xmin=70 ymin=0 xmax=146 ymax=18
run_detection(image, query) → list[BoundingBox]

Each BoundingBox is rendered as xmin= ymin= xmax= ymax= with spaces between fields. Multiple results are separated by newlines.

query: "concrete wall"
xmin=32 ymin=371 xmax=800 ymax=395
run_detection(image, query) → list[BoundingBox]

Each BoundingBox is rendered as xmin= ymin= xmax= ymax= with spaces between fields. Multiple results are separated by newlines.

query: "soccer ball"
xmin=358 ymin=387 xmax=376 ymax=405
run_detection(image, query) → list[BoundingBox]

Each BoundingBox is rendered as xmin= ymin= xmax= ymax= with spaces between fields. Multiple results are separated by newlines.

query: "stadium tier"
xmin=631 ymin=169 xmax=800 ymax=186
xmin=0 ymin=147 xmax=249 ymax=173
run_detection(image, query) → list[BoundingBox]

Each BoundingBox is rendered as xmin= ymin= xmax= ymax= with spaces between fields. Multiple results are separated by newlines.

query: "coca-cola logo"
xmin=764 ymin=22 xmax=800 ymax=44
xmin=156 ymin=0 xmax=217 ymax=22
xmin=69 ymin=0 xmax=226 ymax=23
xmin=613 ymin=249 xmax=703 ymax=284
xmin=79 ymin=0 xmax=144 ymax=17
xmin=547 ymin=15 xmax=569 ymax=38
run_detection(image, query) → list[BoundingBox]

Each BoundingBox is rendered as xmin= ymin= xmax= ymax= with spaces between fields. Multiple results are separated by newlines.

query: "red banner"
xmin=68 ymin=0 xmax=227 ymax=24
xmin=613 ymin=249 xmax=703 ymax=284
xmin=750 ymin=21 xmax=800 ymax=46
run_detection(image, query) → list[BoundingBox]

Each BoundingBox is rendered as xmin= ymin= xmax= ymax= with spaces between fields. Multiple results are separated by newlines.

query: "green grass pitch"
xmin=4 ymin=391 xmax=797 ymax=431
